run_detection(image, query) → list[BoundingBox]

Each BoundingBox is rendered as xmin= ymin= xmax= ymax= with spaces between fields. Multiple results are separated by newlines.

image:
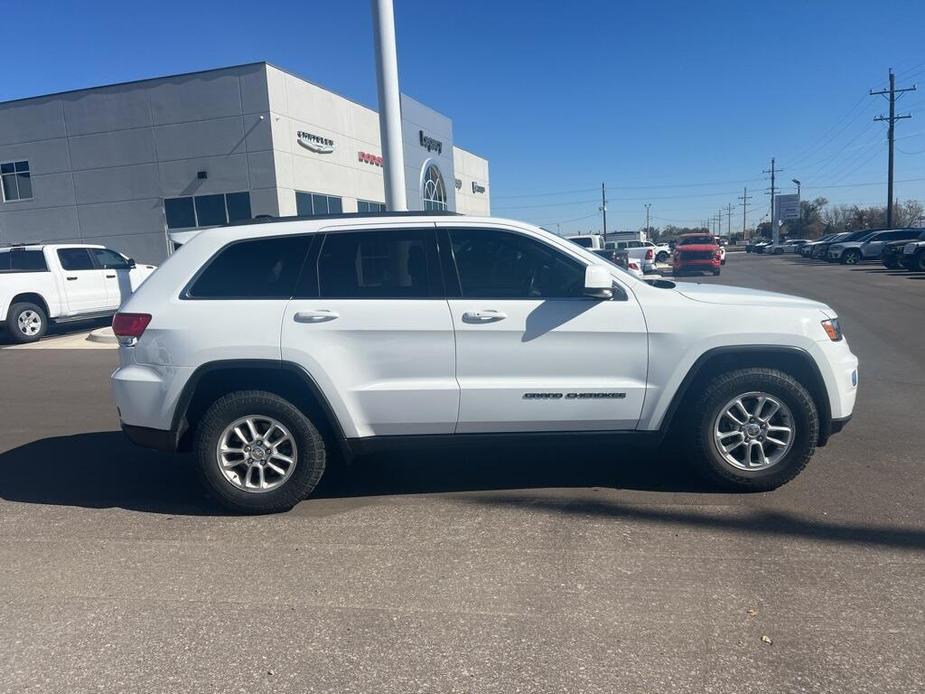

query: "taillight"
xmin=645 ymin=248 xmax=654 ymax=260
xmin=628 ymin=262 xmax=640 ymax=270
xmin=714 ymin=250 xmax=722 ymax=260
xmin=112 ymin=312 xmax=151 ymax=340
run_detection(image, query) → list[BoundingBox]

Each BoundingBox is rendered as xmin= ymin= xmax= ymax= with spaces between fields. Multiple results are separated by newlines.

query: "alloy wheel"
xmin=216 ymin=415 xmax=298 ymax=493
xmin=712 ymin=391 xmax=795 ymax=471
xmin=17 ymin=310 xmax=42 ymax=337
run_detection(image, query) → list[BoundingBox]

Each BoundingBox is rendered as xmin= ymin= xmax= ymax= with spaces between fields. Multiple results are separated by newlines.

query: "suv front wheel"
xmin=194 ymin=390 xmax=326 ymax=513
xmin=685 ymin=368 xmax=818 ymax=491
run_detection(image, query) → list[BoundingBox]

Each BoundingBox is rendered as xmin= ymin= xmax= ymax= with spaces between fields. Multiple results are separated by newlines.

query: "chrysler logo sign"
xmin=297 ymin=131 xmax=335 ymax=154
xmin=419 ymin=130 xmax=443 ymax=155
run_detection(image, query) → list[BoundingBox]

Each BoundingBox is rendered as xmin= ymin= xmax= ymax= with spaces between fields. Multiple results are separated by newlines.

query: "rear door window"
xmin=313 ymin=229 xmax=440 ymax=299
xmin=57 ymin=248 xmax=95 ymax=271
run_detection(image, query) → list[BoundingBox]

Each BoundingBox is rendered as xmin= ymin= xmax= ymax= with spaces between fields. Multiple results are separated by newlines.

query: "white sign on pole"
xmin=776 ymin=194 xmax=800 ymax=221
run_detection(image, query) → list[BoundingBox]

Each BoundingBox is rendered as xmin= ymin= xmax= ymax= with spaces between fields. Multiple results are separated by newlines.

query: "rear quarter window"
xmin=187 ymin=235 xmax=313 ymax=299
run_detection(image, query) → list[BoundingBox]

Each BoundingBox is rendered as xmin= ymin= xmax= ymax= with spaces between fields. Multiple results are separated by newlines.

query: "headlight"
xmin=821 ymin=318 xmax=843 ymax=341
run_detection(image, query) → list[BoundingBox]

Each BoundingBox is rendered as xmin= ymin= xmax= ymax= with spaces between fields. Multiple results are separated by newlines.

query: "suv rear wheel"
xmin=194 ymin=390 xmax=326 ymax=513
xmin=684 ymin=368 xmax=818 ymax=491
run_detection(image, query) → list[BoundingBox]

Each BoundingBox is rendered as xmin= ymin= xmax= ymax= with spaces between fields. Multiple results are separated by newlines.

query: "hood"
xmin=674 ymin=282 xmax=834 ymax=314
xmin=831 ymin=241 xmax=861 ymax=249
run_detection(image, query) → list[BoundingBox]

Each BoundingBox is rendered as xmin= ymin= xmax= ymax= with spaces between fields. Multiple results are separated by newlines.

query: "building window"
xmin=296 ymin=191 xmax=343 ymax=216
xmin=164 ymin=191 xmax=252 ymax=229
xmin=422 ymin=164 xmax=447 ymax=211
xmin=1 ymin=161 xmax=33 ymax=202
xmin=357 ymin=200 xmax=386 ymax=214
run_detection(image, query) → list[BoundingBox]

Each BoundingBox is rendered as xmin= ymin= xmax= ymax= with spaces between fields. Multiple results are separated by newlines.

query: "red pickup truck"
xmin=673 ymin=233 xmax=722 ymax=276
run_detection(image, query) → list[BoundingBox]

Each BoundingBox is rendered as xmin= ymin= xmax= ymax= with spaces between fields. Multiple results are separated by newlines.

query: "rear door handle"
xmin=294 ymin=309 xmax=340 ymax=323
xmin=462 ymin=309 xmax=507 ymax=323
xmin=105 ymin=274 xmax=116 ymax=279
xmin=66 ymin=276 xmax=78 ymax=281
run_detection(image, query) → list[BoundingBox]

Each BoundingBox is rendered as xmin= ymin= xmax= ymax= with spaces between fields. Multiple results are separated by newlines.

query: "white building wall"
xmin=266 ymin=65 xmax=386 ymax=216
xmin=453 ymin=146 xmax=490 ymax=216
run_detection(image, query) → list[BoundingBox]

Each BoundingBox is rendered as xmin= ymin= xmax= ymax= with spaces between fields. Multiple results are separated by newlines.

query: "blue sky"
xmin=3 ymin=0 xmax=925 ymax=233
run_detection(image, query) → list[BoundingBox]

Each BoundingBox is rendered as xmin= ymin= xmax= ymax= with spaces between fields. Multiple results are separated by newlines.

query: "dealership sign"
xmin=297 ymin=131 xmax=335 ymax=154
xmin=775 ymin=194 xmax=800 ymax=221
xmin=472 ymin=181 xmax=486 ymax=194
xmin=419 ymin=130 xmax=443 ymax=155
xmin=358 ymin=151 xmax=383 ymax=167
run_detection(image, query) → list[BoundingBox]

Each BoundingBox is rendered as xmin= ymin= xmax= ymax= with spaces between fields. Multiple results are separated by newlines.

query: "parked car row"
xmin=747 ymin=228 xmax=925 ymax=271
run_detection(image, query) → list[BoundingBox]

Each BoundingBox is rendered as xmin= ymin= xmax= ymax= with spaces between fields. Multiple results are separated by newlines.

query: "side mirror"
xmin=584 ymin=265 xmax=613 ymax=299
xmin=128 ymin=258 xmax=136 ymax=268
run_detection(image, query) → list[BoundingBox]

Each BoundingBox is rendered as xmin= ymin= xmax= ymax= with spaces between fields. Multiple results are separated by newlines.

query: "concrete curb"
xmin=87 ymin=326 xmax=118 ymax=344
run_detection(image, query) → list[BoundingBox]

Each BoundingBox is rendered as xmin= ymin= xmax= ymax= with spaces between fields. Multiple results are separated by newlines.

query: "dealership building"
xmin=0 ymin=62 xmax=490 ymax=262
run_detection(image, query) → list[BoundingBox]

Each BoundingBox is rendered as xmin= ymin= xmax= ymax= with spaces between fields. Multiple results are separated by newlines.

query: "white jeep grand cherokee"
xmin=111 ymin=213 xmax=858 ymax=513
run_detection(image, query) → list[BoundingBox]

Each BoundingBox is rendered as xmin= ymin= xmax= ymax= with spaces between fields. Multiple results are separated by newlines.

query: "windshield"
xmin=569 ymin=237 xmax=594 ymax=248
xmin=678 ymin=236 xmax=714 ymax=245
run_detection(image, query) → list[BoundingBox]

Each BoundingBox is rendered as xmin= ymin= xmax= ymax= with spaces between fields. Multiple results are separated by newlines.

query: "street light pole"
xmin=371 ymin=0 xmax=407 ymax=211
xmin=792 ymin=178 xmax=801 ymax=198
xmin=644 ymin=203 xmax=651 ymax=239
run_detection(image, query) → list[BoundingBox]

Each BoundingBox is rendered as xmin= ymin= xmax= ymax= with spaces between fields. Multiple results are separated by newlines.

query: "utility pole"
xmin=763 ymin=158 xmax=780 ymax=243
xmin=872 ymin=68 xmax=916 ymax=227
xmin=600 ymin=182 xmax=608 ymax=241
xmin=644 ymin=203 xmax=651 ymax=237
xmin=725 ymin=203 xmax=734 ymax=237
xmin=738 ymin=187 xmax=752 ymax=238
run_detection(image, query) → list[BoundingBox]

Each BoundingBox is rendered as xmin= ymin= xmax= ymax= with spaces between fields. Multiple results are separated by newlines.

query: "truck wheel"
xmin=684 ymin=368 xmax=818 ymax=491
xmin=194 ymin=390 xmax=326 ymax=514
xmin=6 ymin=302 xmax=47 ymax=344
xmin=656 ymin=251 xmax=669 ymax=263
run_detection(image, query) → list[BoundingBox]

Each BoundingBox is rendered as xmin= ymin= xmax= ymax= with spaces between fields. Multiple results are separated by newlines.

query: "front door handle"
xmin=294 ymin=309 xmax=340 ymax=323
xmin=105 ymin=274 xmax=116 ymax=279
xmin=462 ymin=309 xmax=508 ymax=323
xmin=66 ymin=276 xmax=78 ymax=281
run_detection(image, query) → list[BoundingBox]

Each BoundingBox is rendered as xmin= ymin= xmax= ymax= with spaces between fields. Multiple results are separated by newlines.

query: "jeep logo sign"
xmin=297 ymin=131 xmax=335 ymax=154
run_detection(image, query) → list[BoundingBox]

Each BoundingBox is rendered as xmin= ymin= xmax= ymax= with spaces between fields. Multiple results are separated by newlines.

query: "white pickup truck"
xmin=0 ymin=243 xmax=156 ymax=343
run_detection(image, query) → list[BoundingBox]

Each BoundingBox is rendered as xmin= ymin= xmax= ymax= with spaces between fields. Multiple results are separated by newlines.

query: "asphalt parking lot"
xmin=1 ymin=254 xmax=922 ymax=693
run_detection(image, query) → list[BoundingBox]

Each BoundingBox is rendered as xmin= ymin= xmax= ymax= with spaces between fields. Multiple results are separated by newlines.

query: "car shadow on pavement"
xmin=457 ymin=493 xmax=925 ymax=551
xmin=0 ymin=431 xmax=713 ymax=515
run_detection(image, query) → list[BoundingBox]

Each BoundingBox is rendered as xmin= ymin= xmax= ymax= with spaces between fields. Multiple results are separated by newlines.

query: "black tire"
xmin=916 ymin=251 xmax=925 ymax=273
xmin=194 ymin=390 xmax=326 ymax=514
xmin=712 ymin=269 xmax=721 ymax=276
xmin=6 ymin=302 xmax=47 ymax=344
xmin=883 ymin=257 xmax=899 ymax=269
xmin=683 ymin=368 xmax=818 ymax=491
xmin=841 ymin=250 xmax=861 ymax=265
xmin=656 ymin=251 xmax=669 ymax=263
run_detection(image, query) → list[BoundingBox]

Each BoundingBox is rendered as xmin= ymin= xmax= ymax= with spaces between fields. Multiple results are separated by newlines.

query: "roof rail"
xmin=223 ymin=210 xmax=462 ymax=227
xmin=0 ymin=241 xmax=45 ymax=248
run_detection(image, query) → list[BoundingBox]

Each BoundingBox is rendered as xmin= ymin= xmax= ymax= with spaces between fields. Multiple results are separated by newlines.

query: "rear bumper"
xmin=121 ymin=422 xmax=181 ymax=452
